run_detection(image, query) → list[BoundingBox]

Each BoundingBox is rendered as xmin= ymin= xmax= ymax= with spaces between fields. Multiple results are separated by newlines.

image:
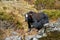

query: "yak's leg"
xmin=44 ymin=26 xmax=46 ymax=33
xmin=28 ymin=22 xmax=31 ymax=32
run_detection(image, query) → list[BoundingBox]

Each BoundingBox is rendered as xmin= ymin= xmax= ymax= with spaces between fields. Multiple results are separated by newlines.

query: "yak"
xmin=25 ymin=11 xmax=49 ymax=31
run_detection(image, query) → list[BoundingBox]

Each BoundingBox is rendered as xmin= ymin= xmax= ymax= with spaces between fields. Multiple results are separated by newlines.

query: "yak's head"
xmin=25 ymin=11 xmax=35 ymax=22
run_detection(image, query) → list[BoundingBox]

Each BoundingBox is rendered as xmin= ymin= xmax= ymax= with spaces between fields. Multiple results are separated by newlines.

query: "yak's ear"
xmin=25 ymin=14 xmax=28 ymax=17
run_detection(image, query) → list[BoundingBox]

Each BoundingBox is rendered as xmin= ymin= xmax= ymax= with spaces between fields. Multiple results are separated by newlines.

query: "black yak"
xmin=25 ymin=11 xmax=49 ymax=31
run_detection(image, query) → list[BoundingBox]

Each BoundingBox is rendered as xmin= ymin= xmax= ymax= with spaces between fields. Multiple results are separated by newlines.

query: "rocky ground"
xmin=4 ymin=18 xmax=60 ymax=40
xmin=4 ymin=27 xmax=60 ymax=40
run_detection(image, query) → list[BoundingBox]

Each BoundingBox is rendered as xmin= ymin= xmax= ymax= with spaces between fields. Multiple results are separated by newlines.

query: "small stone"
xmin=33 ymin=37 xmax=38 ymax=40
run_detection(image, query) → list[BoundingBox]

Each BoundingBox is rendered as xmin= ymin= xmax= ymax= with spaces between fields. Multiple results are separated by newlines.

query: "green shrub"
xmin=34 ymin=0 xmax=55 ymax=10
xmin=43 ymin=10 xmax=60 ymax=20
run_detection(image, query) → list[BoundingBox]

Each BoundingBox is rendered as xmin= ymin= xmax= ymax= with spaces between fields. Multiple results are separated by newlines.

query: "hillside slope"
xmin=0 ymin=0 xmax=37 ymax=29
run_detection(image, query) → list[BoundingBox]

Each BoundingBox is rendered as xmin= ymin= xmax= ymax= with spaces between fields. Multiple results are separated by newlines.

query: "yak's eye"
xmin=26 ymin=14 xmax=28 ymax=17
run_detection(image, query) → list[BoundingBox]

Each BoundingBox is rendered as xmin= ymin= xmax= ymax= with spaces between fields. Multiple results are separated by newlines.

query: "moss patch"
xmin=39 ymin=31 xmax=60 ymax=40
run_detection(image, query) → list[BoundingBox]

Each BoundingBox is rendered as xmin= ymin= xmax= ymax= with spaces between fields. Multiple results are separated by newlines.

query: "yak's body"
xmin=25 ymin=11 xmax=49 ymax=30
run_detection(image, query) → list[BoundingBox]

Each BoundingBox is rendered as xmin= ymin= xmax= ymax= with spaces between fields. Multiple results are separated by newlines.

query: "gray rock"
xmin=33 ymin=37 xmax=38 ymax=40
xmin=5 ymin=36 xmax=22 ymax=40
